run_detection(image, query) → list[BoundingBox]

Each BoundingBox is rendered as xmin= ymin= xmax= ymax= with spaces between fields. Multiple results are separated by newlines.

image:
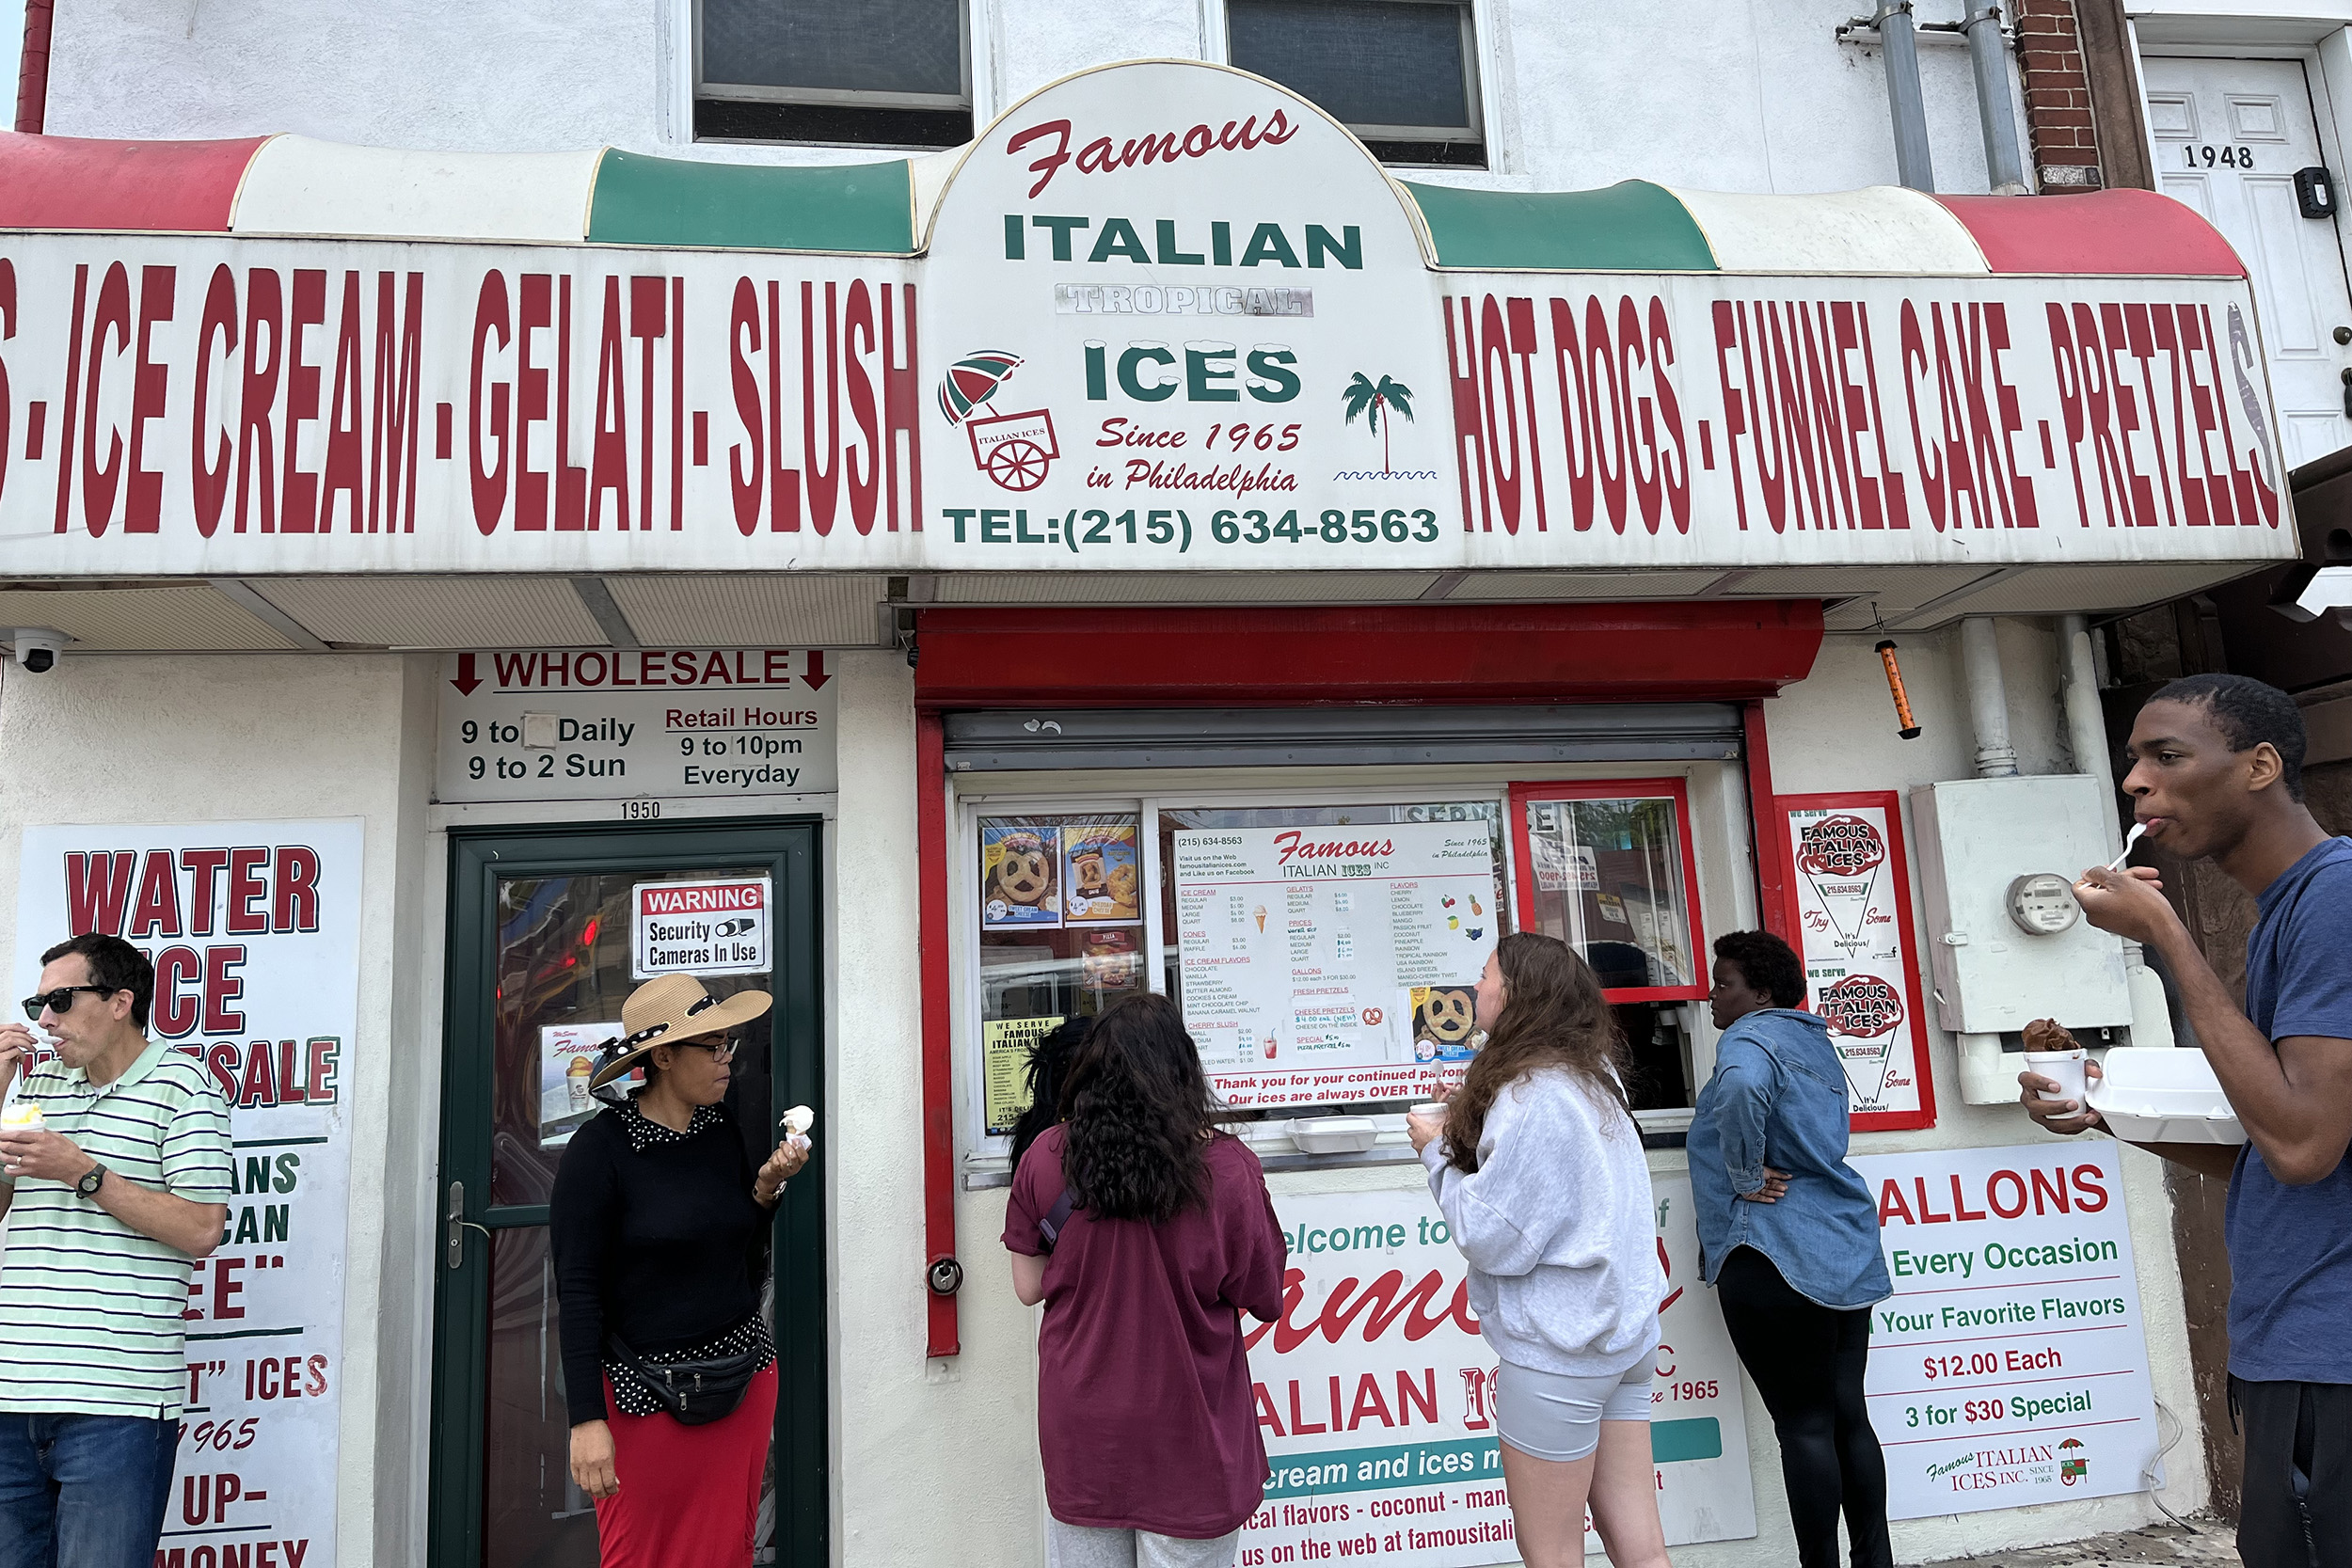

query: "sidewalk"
xmin=1920 ymin=1523 xmax=2236 ymax=1568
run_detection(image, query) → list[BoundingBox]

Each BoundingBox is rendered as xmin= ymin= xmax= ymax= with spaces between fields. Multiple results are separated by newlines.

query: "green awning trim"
xmin=587 ymin=149 xmax=916 ymax=253
xmin=1400 ymin=179 xmax=1720 ymax=272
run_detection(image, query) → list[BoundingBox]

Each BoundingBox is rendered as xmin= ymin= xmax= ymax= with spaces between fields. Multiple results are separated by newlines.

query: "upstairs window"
xmin=696 ymin=0 xmax=973 ymax=148
xmin=1226 ymin=0 xmax=1486 ymax=168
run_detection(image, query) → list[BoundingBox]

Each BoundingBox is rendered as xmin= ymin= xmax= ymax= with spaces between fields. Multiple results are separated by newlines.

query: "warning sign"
xmin=631 ymin=877 xmax=772 ymax=979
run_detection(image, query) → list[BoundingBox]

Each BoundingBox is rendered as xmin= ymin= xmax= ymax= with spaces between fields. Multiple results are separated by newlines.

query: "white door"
xmin=2143 ymin=55 xmax=2352 ymax=468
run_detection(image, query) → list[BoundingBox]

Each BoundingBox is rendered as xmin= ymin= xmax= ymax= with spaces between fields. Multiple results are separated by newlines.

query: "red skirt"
xmin=595 ymin=1364 xmax=778 ymax=1567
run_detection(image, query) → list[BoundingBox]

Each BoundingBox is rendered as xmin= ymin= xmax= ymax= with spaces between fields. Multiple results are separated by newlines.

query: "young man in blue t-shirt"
xmin=2022 ymin=673 xmax=2352 ymax=1568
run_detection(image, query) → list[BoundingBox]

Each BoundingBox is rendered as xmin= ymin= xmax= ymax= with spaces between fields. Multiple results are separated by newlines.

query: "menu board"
xmin=1172 ymin=822 xmax=1496 ymax=1109
xmin=1778 ymin=792 xmax=1937 ymax=1132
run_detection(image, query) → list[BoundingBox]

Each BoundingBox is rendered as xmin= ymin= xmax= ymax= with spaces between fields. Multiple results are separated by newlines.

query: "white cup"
xmin=2025 ymin=1049 xmax=2089 ymax=1107
xmin=1410 ymin=1101 xmax=1448 ymax=1119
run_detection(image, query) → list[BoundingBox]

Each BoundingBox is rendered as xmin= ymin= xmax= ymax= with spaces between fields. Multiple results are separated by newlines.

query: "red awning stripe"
xmin=0 ymin=131 xmax=271 ymax=232
xmin=1931 ymin=189 xmax=2248 ymax=277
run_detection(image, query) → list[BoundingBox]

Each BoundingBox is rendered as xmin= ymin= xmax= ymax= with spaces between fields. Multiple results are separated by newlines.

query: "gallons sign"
xmin=0 ymin=61 xmax=2293 ymax=581
xmin=1171 ymin=822 xmax=1497 ymax=1110
xmin=631 ymin=876 xmax=771 ymax=979
xmin=9 ymin=820 xmax=362 ymax=1568
xmin=1243 ymin=1177 xmax=1753 ymax=1566
xmin=1851 ymin=1143 xmax=2161 ymax=1518
xmin=1779 ymin=793 xmax=1936 ymax=1131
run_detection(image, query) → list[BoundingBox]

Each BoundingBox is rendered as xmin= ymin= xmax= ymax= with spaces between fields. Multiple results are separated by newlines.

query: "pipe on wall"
xmin=1962 ymin=0 xmax=2030 ymax=193
xmin=2058 ymin=614 xmax=2118 ymax=841
xmin=14 ymin=0 xmax=55 ymax=135
xmin=1961 ymin=616 xmax=2020 ymax=777
xmin=1874 ymin=0 xmax=1937 ymax=192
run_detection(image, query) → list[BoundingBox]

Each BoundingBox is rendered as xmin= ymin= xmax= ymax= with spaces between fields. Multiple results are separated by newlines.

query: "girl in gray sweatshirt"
xmin=1407 ymin=933 xmax=1672 ymax=1568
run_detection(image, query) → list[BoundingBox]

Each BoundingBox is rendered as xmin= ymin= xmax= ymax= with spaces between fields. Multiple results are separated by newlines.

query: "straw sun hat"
xmin=589 ymin=973 xmax=773 ymax=1090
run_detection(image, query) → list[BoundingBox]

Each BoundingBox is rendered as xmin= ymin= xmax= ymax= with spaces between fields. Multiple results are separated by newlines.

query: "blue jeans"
xmin=0 ymin=1413 xmax=178 ymax=1568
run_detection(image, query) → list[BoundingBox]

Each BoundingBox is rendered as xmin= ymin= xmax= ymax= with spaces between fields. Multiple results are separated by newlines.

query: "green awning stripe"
xmin=1401 ymin=179 xmax=1720 ymax=272
xmin=586 ymin=149 xmax=916 ymax=254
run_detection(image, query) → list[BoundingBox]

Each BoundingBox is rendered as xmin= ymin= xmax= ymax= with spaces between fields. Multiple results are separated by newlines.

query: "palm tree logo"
xmin=1341 ymin=373 xmax=1415 ymax=476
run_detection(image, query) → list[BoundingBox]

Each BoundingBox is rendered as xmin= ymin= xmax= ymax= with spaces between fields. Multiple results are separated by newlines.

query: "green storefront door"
xmin=427 ymin=820 xmax=825 ymax=1567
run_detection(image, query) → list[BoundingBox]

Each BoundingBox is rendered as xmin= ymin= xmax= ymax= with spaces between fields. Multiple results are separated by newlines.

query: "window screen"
xmin=697 ymin=0 xmax=972 ymax=147
xmin=1227 ymin=0 xmax=1485 ymax=166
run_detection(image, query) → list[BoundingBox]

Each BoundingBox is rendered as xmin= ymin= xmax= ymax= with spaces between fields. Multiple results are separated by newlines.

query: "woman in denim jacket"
xmin=1687 ymin=931 xmax=1893 ymax=1568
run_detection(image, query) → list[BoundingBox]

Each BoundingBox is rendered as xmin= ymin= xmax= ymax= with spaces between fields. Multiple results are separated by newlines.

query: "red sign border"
xmin=1775 ymin=789 xmax=1939 ymax=1133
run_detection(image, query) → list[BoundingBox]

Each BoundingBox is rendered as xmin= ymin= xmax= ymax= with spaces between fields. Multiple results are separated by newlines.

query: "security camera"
xmin=10 ymin=629 xmax=70 ymax=674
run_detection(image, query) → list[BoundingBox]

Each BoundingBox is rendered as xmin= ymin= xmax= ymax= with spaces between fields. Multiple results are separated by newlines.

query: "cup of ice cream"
xmin=0 ymin=1101 xmax=44 ymax=1132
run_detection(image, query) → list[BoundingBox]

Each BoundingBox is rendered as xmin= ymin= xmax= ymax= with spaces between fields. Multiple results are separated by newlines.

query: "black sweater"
xmin=549 ymin=1101 xmax=768 ymax=1424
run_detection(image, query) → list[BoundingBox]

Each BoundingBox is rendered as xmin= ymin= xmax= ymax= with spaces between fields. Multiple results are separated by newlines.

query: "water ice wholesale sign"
xmin=631 ymin=876 xmax=771 ymax=979
xmin=1849 ymin=1143 xmax=2160 ymax=1519
xmin=11 ymin=820 xmax=363 ymax=1568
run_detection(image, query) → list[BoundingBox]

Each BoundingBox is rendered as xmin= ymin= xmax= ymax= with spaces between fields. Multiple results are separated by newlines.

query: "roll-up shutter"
xmin=941 ymin=703 xmax=1743 ymax=772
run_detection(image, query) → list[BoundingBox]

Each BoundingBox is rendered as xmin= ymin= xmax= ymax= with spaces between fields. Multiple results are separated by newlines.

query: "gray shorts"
xmin=1494 ymin=1352 xmax=1657 ymax=1463
xmin=1047 ymin=1518 xmax=1242 ymax=1568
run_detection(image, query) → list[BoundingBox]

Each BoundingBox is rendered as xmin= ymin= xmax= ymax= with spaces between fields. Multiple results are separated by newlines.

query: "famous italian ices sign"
xmin=0 ymin=61 xmax=2297 ymax=578
xmin=1244 ymin=1181 xmax=1754 ymax=1568
xmin=9 ymin=820 xmax=364 ymax=1568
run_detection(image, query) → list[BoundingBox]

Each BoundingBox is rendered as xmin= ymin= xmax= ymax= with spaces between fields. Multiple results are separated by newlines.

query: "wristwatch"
xmin=76 ymin=1163 xmax=107 ymax=1197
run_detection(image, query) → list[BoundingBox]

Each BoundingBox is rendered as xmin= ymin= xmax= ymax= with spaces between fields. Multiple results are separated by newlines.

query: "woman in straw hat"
xmin=550 ymin=973 xmax=808 ymax=1567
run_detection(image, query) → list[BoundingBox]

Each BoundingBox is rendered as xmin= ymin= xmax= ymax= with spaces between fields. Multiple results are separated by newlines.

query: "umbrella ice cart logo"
xmin=940 ymin=349 xmax=1060 ymax=491
xmin=2059 ymin=1438 xmax=2088 ymax=1484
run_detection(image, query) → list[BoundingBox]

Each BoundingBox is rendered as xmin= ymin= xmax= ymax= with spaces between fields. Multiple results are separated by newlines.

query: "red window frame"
xmin=1505 ymin=777 xmax=1709 ymax=1005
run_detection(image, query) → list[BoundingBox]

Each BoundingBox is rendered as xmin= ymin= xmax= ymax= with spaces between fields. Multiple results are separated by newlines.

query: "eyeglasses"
xmin=685 ymin=1033 xmax=744 ymax=1064
xmin=22 ymin=986 xmax=119 ymax=1021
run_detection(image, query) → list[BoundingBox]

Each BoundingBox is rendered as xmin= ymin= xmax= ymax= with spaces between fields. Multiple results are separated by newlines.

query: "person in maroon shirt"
xmin=1004 ymin=992 xmax=1288 ymax=1568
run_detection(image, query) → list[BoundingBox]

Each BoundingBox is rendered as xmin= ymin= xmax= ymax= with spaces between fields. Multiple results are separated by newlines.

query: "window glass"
xmin=1227 ymin=0 xmax=1483 ymax=164
xmin=696 ymin=0 xmax=971 ymax=146
xmin=975 ymin=813 xmax=1145 ymax=1136
xmin=1157 ymin=800 xmax=1505 ymax=1113
xmin=1518 ymin=795 xmax=1698 ymax=993
xmin=701 ymin=0 xmax=963 ymax=98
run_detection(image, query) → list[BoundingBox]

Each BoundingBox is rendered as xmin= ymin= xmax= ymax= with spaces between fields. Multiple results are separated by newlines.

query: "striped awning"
xmin=0 ymin=131 xmax=2245 ymax=278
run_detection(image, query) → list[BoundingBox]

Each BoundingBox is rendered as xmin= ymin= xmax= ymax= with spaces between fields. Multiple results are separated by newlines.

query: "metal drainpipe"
xmin=14 ymin=0 xmax=56 ymax=135
xmin=1961 ymin=616 xmax=2020 ymax=777
xmin=2058 ymin=615 xmax=2118 ymax=846
xmin=1874 ymin=1 xmax=1937 ymax=192
xmin=1962 ymin=0 xmax=2030 ymax=193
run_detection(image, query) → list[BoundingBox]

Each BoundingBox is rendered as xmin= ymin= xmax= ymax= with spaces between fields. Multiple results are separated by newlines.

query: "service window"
xmin=959 ymin=760 xmax=1744 ymax=1164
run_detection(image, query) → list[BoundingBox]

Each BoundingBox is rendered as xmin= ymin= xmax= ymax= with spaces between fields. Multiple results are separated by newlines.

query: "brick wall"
xmin=2016 ymin=0 xmax=2105 ymax=188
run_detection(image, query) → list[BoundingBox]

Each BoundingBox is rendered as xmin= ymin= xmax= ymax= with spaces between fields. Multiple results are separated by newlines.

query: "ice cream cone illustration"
xmin=1795 ymin=815 xmax=1887 ymax=953
xmin=1253 ymin=905 xmax=1267 ymax=932
xmin=1818 ymin=973 xmax=1905 ymax=1105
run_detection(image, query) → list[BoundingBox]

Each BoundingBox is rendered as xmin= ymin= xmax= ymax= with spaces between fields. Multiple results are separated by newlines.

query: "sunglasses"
xmin=22 ymin=985 xmax=119 ymax=1022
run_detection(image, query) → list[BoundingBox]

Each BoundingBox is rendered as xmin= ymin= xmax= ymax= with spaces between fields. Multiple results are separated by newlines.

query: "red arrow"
xmin=802 ymin=650 xmax=830 ymax=690
xmin=451 ymin=652 xmax=482 ymax=695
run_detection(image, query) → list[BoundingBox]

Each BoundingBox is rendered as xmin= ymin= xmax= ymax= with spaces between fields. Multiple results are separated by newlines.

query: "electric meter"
xmin=2005 ymin=873 xmax=2081 ymax=935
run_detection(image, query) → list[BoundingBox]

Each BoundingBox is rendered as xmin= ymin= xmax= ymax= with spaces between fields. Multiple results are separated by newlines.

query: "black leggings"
xmin=1715 ymin=1246 xmax=1893 ymax=1568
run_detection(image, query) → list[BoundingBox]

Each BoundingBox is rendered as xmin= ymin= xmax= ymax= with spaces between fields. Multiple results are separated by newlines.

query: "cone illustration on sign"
xmin=1796 ymin=814 xmax=1887 ymax=955
xmin=1818 ymin=972 xmax=1905 ymax=1105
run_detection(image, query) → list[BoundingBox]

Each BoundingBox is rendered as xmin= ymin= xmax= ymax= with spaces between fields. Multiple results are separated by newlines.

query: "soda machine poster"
xmin=1777 ymin=793 xmax=1937 ymax=1132
xmin=11 ymin=819 xmax=363 ymax=1568
xmin=1241 ymin=1179 xmax=1755 ymax=1566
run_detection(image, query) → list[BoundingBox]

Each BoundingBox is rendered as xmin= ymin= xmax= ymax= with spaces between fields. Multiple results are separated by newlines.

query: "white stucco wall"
xmin=42 ymin=0 xmax=2024 ymax=198
xmin=0 ymin=649 xmax=441 ymax=1568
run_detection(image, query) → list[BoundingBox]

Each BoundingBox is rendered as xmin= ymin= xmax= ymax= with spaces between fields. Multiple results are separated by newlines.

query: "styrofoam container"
xmin=1288 ymin=1117 xmax=1381 ymax=1155
xmin=2086 ymin=1047 xmax=2245 ymax=1145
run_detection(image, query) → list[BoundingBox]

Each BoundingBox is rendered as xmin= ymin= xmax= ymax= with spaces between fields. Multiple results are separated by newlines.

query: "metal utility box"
xmin=1908 ymin=776 xmax=2132 ymax=1037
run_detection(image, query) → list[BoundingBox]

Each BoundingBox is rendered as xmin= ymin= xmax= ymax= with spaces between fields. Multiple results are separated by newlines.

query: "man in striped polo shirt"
xmin=0 ymin=933 xmax=232 ymax=1568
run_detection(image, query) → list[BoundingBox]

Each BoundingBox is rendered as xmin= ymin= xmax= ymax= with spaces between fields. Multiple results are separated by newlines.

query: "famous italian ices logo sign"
xmin=0 ymin=58 xmax=2298 ymax=578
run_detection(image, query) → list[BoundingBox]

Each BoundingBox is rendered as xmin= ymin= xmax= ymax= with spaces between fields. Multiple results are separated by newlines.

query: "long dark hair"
xmin=1009 ymin=1016 xmax=1090 ymax=1172
xmin=1445 ymin=932 xmax=1629 ymax=1173
xmin=1057 ymin=992 xmax=1221 ymax=1222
